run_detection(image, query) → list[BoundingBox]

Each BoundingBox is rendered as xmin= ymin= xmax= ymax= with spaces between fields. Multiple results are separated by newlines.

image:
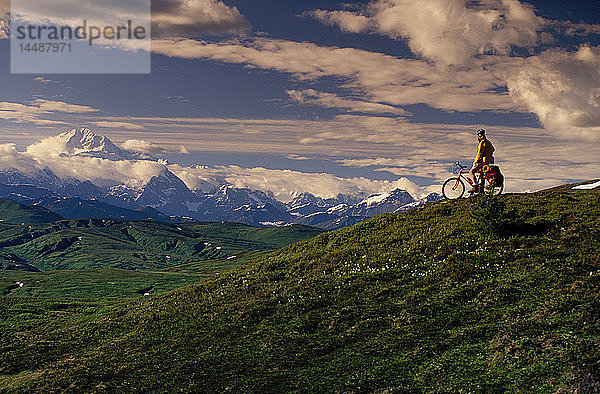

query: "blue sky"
xmin=0 ymin=0 xmax=599 ymax=200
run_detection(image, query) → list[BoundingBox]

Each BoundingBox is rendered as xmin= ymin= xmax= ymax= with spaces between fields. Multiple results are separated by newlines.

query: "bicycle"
xmin=442 ymin=161 xmax=504 ymax=199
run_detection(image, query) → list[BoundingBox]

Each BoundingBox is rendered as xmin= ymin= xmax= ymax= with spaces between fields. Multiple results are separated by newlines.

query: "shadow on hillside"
xmin=502 ymin=219 xmax=555 ymax=237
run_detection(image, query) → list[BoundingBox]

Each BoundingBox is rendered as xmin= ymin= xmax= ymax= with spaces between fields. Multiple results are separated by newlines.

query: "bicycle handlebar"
xmin=453 ymin=161 xmax=468 ymax=174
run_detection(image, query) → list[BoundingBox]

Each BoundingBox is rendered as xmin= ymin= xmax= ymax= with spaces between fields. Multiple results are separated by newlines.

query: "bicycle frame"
xmin=451 ymin=163 xmax=484 ymax=192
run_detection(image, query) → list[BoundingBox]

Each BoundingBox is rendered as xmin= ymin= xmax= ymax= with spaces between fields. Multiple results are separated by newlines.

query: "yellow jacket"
xmin=475 ymin=138 xmax=495 ymax=164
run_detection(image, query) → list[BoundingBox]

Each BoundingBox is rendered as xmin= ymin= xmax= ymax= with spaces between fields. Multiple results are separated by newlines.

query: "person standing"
xmin=468 ymin=129 xmax=495 ymax=192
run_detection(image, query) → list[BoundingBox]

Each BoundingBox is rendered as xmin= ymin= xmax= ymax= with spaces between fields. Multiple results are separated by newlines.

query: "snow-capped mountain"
xmin=189 ymin=186 xmax=291 ymax=225
xmin=349 ymin=189 xmax=415 ymax=217
xmin=289 ymin=189 xmax=442 ymax=230
xmin=287 ymin=192 xmax=363 ymax=216
xmin=57 ymin=128 xmax=149 ymax=160
xmin=135 ymin=168 xmax=198 ymax=214
xmin=0 ymin=167 xmax=103 ymax=201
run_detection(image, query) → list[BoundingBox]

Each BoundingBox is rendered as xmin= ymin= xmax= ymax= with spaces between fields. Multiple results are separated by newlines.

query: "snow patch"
xmin=573 ymin=180 xmax=600 ymax=190
xmin=359 ymin=192 xmax=390 ymax=207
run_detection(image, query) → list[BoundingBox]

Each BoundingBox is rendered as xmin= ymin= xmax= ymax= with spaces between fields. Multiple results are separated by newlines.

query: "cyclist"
xmin=468 ymin=128 xmax=495 ymax=192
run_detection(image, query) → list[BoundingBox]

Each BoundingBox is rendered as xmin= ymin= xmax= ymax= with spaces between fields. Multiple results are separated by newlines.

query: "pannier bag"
xmin=485 ymin=165 xmax=504 ymax=187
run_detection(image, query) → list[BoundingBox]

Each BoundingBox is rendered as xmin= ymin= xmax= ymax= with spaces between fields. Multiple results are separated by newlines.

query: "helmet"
xmin=476 ymin=128 xmax=486 ymax=136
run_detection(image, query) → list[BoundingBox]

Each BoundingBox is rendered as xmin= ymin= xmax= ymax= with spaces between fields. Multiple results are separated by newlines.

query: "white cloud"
xmin=169 ymin=164 xmax=434 ymax=201
xmin=22 ymin=140 xmax=166 ymax=188
xmin=0 ymin=143 xmax=40 ymax=173
xmin=308 ymin=0 xmax=545 ymax=67
xmin=287 ymin=154 xmax=312 ymax=161
xmin=152 ymin=0 xmax=251 ymax=38
xmin=89 ymin=121 xmax=145 ymax=130
xmin=150 ymin=15 xmax=600 ymax=139
xmin=33 ymin=77 xmax=52 ymax=84
xmin=0 ymin=103 xmax=65 ymax=126
xmin=151 ymin=37 xmax=521 ymax=113
xmin=287 ymin=89 xmax=409 ymax=115
xmin=0 ymin=100 xmax=97 ymax=126
xmin=121 ymin=139 xmax=168 ymax=154
xmin=46 ymin=155 xmax=166 ymax=188
xmin=337 ymin=157 xmax=399 ymax=167
xmin=507 ymin=45 xmax=600 ymax=139
xmin=306 ymin=9 xmax=371 ymax=34
xmin=301 ymin=1 xmax=600 ymax=140
xmin=8 ymin=0 xmax=151 ymax=53
xmin=7 ymin=132 xmax=186 ymax=189
xmin=549 ymin=20 xmax=600 ymax=37
xmin=30 ymin=99 xmax=98 ymax=114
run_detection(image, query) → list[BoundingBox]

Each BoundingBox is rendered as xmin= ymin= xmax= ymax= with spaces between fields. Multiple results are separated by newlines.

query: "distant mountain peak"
xmin=358 ymin=188 xmax=414 ymax=208
xmin=57 ymin=128 xmax=148 ymax=161
xmin=59 ymin=128 xmax=118 ymax=153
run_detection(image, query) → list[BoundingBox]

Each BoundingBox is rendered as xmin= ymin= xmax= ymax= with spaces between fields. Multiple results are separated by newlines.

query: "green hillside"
xmin=1 ymin=185 xmax=599 ymax=392
xmin=0 ymin=219 xmax=323 ymax=272
xmin=0 ymin=199 xmax=63 ymax=225
xmin=0 ymin=219 xmax=324 ymax=298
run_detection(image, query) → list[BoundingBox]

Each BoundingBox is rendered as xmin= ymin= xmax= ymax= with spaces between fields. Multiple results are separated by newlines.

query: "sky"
xmin=0 ymin=0 xmax=599 ymax=201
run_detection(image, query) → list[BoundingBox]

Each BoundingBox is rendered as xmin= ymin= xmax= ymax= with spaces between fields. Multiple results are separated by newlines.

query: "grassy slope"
xmin=0 ymin=269 xmax=202 ymax=298
xmin=0 ymin=219 xmax=324 ymax=298
xmin=1 ymin=186 xmax=599 ymax=392
xmin=0 ymin=219 xmax=323 ymax=271
xmin=0 ymin=200 xmax=63 ymax=225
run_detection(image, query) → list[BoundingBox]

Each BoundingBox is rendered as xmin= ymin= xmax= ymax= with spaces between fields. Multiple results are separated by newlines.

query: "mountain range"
xmin=0 ymin=128 xmax=442 ymax=229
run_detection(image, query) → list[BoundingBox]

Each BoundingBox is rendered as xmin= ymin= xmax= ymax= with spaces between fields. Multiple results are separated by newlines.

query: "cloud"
xmin=338 ymin=157 xmax=455 ymax=181
xmin=507 ymin=45 xmax=600 ymax=139
xmin=169 ymin=164 xmax=434 ymax=201
xmin=308 ymin=0 xmax=545 ymax=66
xmin=121 ymin=139 xmax=168 ymax=154
xmin=152 ymin=0 xmax=251 ymax=38
xmin=287 ymin=154 xmax=312 ymax=161
xmin=338 ymin=157 xmax=399 ymax=167
xmin=32 ymin=77 xmax=72 ymax=89
xmin=306 ymin=9 xmax=371 ymax=34
xmin=548 ymin=20 xmax=600 ymax=37
xmin=0 ymin=100 xmax=98 ymax=126
xmin=25 ymin=146 xmax=166 ymax=189
xmin=0 ymin=144 xmax=40 ymax=174
xmin=33 ymin=77 xmax=53 ymax=84
xmin=287 ymin=89 xmax=410 ymax=116
xmin=46 ymin=155 xmax=166 ymax=188
xmin=0 ymin=136 xmax=167 ymax=189
xmin=89 ymin=121 xmax=145 ymax=130
xmin=151 ymin=37 xmax=521 ymax=113
xmin=30 ymin=99 xmax=98 ymax=114
xmin=0 ymin=103 xmax=65 ymax=126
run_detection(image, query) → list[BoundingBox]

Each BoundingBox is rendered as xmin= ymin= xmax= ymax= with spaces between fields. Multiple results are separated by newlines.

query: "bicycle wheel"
xmin=483 ymin=178 xmax=503 ymax=196
xmin=442 ymin=177 xmax=465 ymax=199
